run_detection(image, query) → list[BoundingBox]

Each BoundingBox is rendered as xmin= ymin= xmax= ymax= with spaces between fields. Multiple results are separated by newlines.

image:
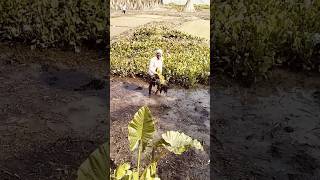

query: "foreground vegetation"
xmin=213 ymin=0 xmax=320 ymax=84
xmin=77 ymin=106 xmax=203 ymax=180
xmin=111 ymin=26 xmax=210 ymax=87
xmin=0 ymin=0 xmax=107 ymax=50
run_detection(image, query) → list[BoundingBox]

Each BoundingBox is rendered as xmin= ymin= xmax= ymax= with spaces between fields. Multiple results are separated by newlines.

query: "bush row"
xmin=111 ymin=26 xmax=210 ymax=87
xmin=0 ymin=0 xmax=107 ymax=50
xmin=213 ymin=0 xmax=320 ymax=84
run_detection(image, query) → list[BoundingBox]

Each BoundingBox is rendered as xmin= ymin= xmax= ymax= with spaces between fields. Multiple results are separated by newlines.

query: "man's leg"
xmin=149 ymin=82 xmax=152 ymax=95
xmin=148 ymin=75 xmax=154 ymax=95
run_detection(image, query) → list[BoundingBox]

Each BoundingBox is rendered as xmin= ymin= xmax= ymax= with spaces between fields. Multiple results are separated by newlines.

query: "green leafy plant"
xmin=77 ymin=143 xmax=109 ymax=180
xmin=0 ymin=0 xmax=107 ymax=50
xmin=76 ymin=106 xmax=203 ymax=180
xmin=213 ymin=0 xmax=320 ymax=84
xmin=111 ymin=25 xmax=210 ymax=87
xmin=155 ymin=68 xmax=166 ymax=85
xmin=110 ymin=106 xmax=204 ymax=180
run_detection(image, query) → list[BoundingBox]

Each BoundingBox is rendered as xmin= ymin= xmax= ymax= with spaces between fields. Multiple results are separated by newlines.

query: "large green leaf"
xmin=161 ymin=131 xmax=204 ymax=155
xmin=77 ymin=142 xmax=109 ymax=180
xmin=128 ymin=106 xmax=155 ymax=151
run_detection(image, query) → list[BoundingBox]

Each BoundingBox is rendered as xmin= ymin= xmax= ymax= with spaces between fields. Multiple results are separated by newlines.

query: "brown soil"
xmin=0 ymin=43 xmax=107 ymax=180
xmin=109 ymin=7 xmax=210 ymax=179
xmin=110 ymin=77 xmax=210 ymax=179
xmin=212 ymin=70 xmax=320 ymax=180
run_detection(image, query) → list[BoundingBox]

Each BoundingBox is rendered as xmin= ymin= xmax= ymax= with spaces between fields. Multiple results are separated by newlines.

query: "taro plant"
xmin=76 ymin=106 xmax=204 ymax=180
xmin=110 ymin=25 xmax=210 ymax=87
xmin=77 ymin=142 xmax=109 ymax=180
xmin=110 ymin=106 xmax=204 ymax=180
xmin=213 ymin=0 xmax=320 ymax=84
xmin=0 ymin=0 xmax=107 ymax=50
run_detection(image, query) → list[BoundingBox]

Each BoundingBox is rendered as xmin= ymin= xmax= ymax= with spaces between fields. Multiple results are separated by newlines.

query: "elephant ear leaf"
xmin=128 ymin=106 xmax=155 ymax=151
xmin=77 ymin=142 xmax=108 ymax=180
xmin=161 ymin=131 xmax=204 ymax=155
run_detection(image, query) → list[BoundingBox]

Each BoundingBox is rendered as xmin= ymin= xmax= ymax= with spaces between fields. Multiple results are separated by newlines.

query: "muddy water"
xmin=110 ymin=77 xmax=210 ymax=179
xmin=38 ymin=65 xmax=107 ymax=134
xmin=212 ymin=75 xmax=320 ymax=179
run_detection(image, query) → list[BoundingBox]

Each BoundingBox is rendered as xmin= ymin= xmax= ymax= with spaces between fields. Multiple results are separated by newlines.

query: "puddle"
xmin=39 ymin=66 xmax=105 ymax=91
xmin=37 ymin=65 xmax=108 ymax=135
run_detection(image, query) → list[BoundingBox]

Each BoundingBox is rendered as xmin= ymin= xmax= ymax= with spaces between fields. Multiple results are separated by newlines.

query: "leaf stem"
xmin=137 ymin=140 xmax=143 ymax=178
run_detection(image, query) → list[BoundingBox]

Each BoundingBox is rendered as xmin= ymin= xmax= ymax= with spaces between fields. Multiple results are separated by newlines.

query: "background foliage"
xmin=110 ymin=25 xmax=210 ymax=87
xmin=110 ymin=0 xmax=161 ymax=10
xmin=0 ymin=0 xmax=107 ymax=50
xmin=213 ymin=0 xmax=320 ymax=84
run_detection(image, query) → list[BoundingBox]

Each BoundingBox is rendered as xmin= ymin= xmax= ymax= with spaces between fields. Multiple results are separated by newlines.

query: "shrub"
xmin=0 ymin=0 xmax=107 ymax=50
xmin=110 ymin=25 xmax=210 ymax=87
xmin=213 ymin=0 xmax=320 ymax=84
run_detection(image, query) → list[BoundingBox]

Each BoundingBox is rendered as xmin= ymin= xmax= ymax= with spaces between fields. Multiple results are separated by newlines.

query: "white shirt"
xmin=148 ymin=57 xmax=163 ymax=76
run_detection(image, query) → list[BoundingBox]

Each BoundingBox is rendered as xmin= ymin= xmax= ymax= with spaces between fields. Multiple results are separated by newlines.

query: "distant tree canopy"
xmin=110 ymin=0 xmax=162 ymax=10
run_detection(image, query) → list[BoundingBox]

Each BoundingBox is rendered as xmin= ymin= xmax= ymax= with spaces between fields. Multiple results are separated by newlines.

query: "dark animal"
xmin=155 ymin=82 xmax=168 ymax=95
xmin=149 ymin=74 xmax=168 ymax=96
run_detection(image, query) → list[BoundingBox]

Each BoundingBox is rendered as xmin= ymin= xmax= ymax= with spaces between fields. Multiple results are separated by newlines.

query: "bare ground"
xmin=110 ymin=8 xmax=210 ymax=179
xmin=110 ymin=77 xmax=210 ymax=179
xmin=0 ymin=44 xmax=107 ymax=180
xmin=212 ymin=70 xmax=320 ymax=180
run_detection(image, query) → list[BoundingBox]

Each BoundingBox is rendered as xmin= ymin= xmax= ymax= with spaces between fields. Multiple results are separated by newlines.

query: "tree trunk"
xmin=184 ymin=0 xmax=196 ymax=13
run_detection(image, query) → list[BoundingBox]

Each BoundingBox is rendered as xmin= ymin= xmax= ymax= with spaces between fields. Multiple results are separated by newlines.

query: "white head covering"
xmin=155 ymin=49 xmax=163 ymax=55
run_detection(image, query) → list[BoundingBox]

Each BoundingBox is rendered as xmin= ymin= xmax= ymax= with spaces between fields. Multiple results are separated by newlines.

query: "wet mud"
xmin=212 ymin=70 xmax=320 ymax=180
xmin=0 ymin=46 xmax=107 ymax=179
xmin=110 ymin=77 xmax=210 ymax=180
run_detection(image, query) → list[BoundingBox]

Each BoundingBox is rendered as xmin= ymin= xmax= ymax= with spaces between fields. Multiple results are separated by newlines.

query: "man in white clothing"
xmin=122 ymin=4 xmax=127 ymax=14
xmin=148 ymin=49 xmax=163 ymax=95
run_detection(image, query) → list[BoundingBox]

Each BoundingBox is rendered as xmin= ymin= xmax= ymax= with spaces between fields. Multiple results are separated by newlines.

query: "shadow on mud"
xmin=39 ymin=64 xmax=107 ymax=100
xmin=123 ymin=82 xmax=148 ymax=95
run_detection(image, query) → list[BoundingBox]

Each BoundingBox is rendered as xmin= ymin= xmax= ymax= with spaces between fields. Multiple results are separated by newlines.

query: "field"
xmin=0 ymin=1 xmax=108 ymax=178
xmin=0 ymin=44 xmax=107 ymax=179
xmin=213 ymin=0 xmax=320 ymax=84
xmin=110 ymin=5 xmax=210 ymax=180
xmin=212 ymin=1 xmax=320 ymax=179
xmin=111 ymin=25 xmax=209 ymax=87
